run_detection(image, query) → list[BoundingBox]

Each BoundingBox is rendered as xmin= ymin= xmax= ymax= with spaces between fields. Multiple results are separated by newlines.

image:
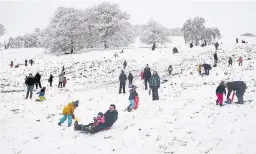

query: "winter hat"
xmin=220 ymin=81 xmax=225 ymax=85
xmin=97 ymin=112 xmax=103 ymax=117
xmin=73 ymin=100 xmax=79 ymax=107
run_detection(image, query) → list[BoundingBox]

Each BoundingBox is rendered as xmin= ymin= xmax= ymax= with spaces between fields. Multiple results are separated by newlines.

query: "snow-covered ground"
xmin=1 ymin=37 xmax=256 ymax=154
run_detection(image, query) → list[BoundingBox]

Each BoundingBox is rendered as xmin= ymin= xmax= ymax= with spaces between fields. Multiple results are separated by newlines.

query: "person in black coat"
xmin=214 ymin=42 xmax=219 ymax=50
xmin=74 ymin=104 xmax=118 ymax=134
xmin=25 ymin=73 xmax=36 ymax=99
xmin=128 ymin=72 xmax=133 ymax=85
xmin=228 ymin=57 xmax=232 ymax=67
xmin=119 ymin=70 xmax=127 ymax=94
xmin=49 ymin=74 xmax=53 ymax=87
xmin=143 ymin=64 xmax=152 ymax=90
xmin=214 ymin=52 xmax=218 ymax=64
xmin=25 ymin=60 xmax=28 ymax=66
xmin=202 ymin=64 xmax=212 ymax=75
xmin=123 ymin=60 xmax=127 ymax=69
xmin=226 ymin=81 xmax=246 ymax=104
xmin=35 ymin=72 xmax=42 ymax=89
xmin=236 ymin=38 xmax=238 ymax=44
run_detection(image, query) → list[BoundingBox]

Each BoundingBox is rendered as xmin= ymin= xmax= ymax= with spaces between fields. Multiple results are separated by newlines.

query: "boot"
xmin=216 ymin=99 xmax=219 ymax=105
xmin=30 ymin=92 xmax=33 ymax=99
xmin=58 ymin=122 xmax=61 ymax=126
xmin=25 ymin=92 xmax=29 ymax=99
xmin=74 ymin=121 xmax=82 ymax=131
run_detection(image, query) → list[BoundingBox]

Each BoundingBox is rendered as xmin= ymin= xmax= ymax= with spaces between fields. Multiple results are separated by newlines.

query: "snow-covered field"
xmin=1 ymin=37 xmax=256 ymax=154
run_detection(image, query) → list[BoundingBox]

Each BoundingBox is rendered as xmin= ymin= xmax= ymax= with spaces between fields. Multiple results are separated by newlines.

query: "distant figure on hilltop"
xmin=168 ymin=65 xmax=173 ymax=75
xmin=238 ymin=56 xmax=243 ymax=66
xmin=123 ymin=60 xmax=127 ymax=69
xmin=25 ymin=59 xmax=28 ymax=66
xmin=173 ymin=47 xmax=178 ymax=54
xmin=214 ymin=52 xmax=218 ymax=64
xmin=236 ymin=38 xmax=239 ymax=44
xmin=214 ymin=42 xmax=219 ymax=50
xmin=49 ymin=74 xmax=53 ymax=87
xmin=152 ymin=43 xmax=156 ymax=51
xmin=228 ymin=57 xmax=233 ymax=67
xmin=10 ymin=61 xmax=13 ymax=68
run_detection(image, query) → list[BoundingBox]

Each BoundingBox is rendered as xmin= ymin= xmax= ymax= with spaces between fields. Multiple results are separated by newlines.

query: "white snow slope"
xmin=1 ymin=37 xmax=256 ymax=154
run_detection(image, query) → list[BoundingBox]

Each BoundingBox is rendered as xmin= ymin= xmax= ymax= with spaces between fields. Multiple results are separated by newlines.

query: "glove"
xmin=72 ymin=114 xmax=75 ymax=119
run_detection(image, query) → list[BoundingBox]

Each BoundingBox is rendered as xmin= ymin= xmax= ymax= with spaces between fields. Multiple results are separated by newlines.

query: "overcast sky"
xmin=0 ymin=0 xmax=256 ymax=41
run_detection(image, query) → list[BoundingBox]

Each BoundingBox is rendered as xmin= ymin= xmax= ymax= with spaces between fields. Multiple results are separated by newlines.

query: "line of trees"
xmin=2 ymin=3 xmax=221 ymax=52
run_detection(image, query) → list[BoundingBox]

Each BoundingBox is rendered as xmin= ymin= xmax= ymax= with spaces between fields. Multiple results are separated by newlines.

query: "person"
xmin=25 ymin=73 xmax=35 ymax=99
xmin=62 ymin=66 xmax=65 ymax=72
xmin=143 ymin=64 xmax=152 ymax=90
xmin=74 ymin=104 xmax=118 ymax=134
xmin=36 ymin=87 xmax=46 ymax=102
xmin=236 ymin=38 xmax=239 ymax=44
xmin=10 ymin=61 xmax=13 ymax=68
xmin=149 ymin=71 xmax=160 ymax=101
xmin=140 ymin=70 xmax=144 ymax=80
xmin=152 ymin=43 xmax=156 ymax=51
xmin=216 ymin=81 xmax=226 ymax=106
xmin=228 ymin=57 xmax=233 ymax=67
xmin=226 ymin=81 xmax=246 ymax=104
xmin=35 ymin=72 xmax=42 ymax=89
xmin=214 ymin=42 xmax=219 ymax=50
xmin=190 ymin=42 xmax=193 ymax=48
xmin=128 ymin=72 xmax=133 ymax=86
xmin=75 ymin=112 xmax=105 ymax=130
xmin=198 ymin=64 xmax=202 ymax=75
xmin=63 ymin=77 xmax=67 ymax=87
xmin=238 ymin=57 xmax=243 ymax=66
xmin=58 ymin=72 xmax=65 ymax=88
xmin=202 ymin=63 xmax=212 ymax=75
xmin=25 ymin=59 xmax=28 ymax=66
xmin=123 ymin=60 xmax=127 ymax=69
xmin=173 ymin=47 xmax=178 ymax=54
xmin=58 ymin=100 xmax=79 ymax=127
xmin=49 ymin=74 xmax=53 ymax=87
xmin=126 ymin=85 xmax=139 ymax=112
xmin=168 ymin=65 xmax=173 ymax=75
xmin=214 ymin=52 xmax=218 ymax=64
xmin=119 ymin=70 xmax=127 ymax=94
xmin=30 ymin=59 xmax=34 ymax=66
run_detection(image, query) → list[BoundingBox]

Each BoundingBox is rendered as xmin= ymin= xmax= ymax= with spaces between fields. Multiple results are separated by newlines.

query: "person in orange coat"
xmin=238 ymin=57 xmax=243 ymax=66
xmin=58 ymin=100 xmax=79 ymax=127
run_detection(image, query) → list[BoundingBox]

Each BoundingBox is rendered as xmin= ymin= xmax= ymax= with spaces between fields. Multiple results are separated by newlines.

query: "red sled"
xmin=134 ymin=96 xmax=139 ymax=110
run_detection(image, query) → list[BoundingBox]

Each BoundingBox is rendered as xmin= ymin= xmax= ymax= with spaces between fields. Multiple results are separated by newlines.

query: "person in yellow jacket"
xmin=58 ymin=100 xmax=79 ymax=127
xmin=198 ymin=64 xmax=202 ymax=75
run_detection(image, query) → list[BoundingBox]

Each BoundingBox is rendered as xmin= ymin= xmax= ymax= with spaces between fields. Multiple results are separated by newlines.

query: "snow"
xmin=1 ymin=36 xmax=256 ymax=154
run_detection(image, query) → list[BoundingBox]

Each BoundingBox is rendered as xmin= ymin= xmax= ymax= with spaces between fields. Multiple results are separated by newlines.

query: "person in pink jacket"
xmin=75 ymin=112 xmax=105 ymax=129
xmin=140 ymin=71 xmax=144 ymax=80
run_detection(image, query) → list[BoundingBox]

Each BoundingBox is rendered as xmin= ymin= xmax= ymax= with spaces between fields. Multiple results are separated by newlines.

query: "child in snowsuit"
xmin=36 ymin=87 xmax=46 ymax=102
xmin=216 ymin=81 xmax=226 ymax=106
xmin=75 ymin=112 xmax=105 ymax=131
xmin=238 ymin=57 xmax=243 ymax=66
xmin=127 ymin=85 xmax=139 ymax=112
xmin=128 ymin=72 xmax=133 ymax=86
xmin=58 ymin=100 xmax=79 ymax=127
xmin=63 ymin=77 xmax=67 ymax=87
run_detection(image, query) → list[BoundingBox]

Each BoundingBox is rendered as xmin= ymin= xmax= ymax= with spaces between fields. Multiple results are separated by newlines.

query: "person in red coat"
xmin=238 ymin=57 xmax=243 ymax=66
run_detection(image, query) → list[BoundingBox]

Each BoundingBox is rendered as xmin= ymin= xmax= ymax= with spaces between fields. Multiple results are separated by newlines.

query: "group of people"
xmin=10 ymin=59 xmax=34 ymax=68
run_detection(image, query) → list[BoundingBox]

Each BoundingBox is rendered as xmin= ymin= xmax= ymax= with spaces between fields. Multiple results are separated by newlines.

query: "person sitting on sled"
xmin=74 ymin=104 xmax=118 ymax=134
xmin=36 ymin=87 xmax=46 ymax=101
xmin=58 ymin=100 xmax=79 ymax=127
xmin=74 ymin=112 xmax=105 ymax=131
xmin=126 ymin=85 xmax=139 ymax=112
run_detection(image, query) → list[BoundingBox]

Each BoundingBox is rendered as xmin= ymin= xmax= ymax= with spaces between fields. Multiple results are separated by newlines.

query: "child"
xmin=74 ymin=112 xmax=105 ymax=131
xmin=126 ymin=85 xmax=139 ymax=112
xmin=238 ymin=57 xmax=243 ymax=66
xmin=10 ymin=61 xmax=13 ymax=68
xmin=140 ymin=71 xmax=144 ymax=80
xmin=63 ymin=77 xmax=67 ymax=87
xmin=198 ymin=64 xmax=201 ymax=75
xmin=58 ymin=100 xmax=79 ymax=127
xmin=216 ymin=81 xmax=226 ymax=106
xmin=36 ymin=87 xmax=46 ymax=102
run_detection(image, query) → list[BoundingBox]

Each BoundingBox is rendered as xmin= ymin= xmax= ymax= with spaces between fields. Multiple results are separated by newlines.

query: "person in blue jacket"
xmin=149 ymin=71 xmax=160 ymax=101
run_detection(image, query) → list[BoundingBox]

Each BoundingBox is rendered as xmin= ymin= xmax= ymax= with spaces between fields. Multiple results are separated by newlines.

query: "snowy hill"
xmin=1 ymin=37 xmax=256 ymax=154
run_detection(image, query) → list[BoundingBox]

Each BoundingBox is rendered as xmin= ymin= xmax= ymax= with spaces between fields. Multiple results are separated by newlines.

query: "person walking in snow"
xmin=226 ymin=81 xmax=246 ymax=104
xmin=25 ymin=73 xmax=35 ymax=99
xmin=214 ymin=42 xmax=219 ymax=50
xmin=10 ymin=61 xmax=13 ymax=68
xmin=49 ymin=74 xmax=53 ymax=87
xmin=214 ymin=52 xmax=218 ymax=64
xmin=198 ymin=64 xmax=202 ymax=75
xmin=62 ymin=66 xmax=65 ymax=72
xmin=128 ymin=72 xmax=133 ymax=86
xmin=58 ymin=100 xmax=79 ymax=127
xmin=63 ymin=77 xmax=67 ymax=87
xmin=35 ymin=72 xmax=42 ymax=89
xmin=236 ymin=38 xmax=239 ymax=44
xmin=74 ymin=104 xmax=118 ymax=134
xmin=36 ymin=87 xmax=46 ymax=102
xmin=119 ymin=70 xmax=127 ymax=94
xmin=144 ymin=64 xmax=152 ymax=90
xmin=25 ymin=59 xmax=28 ymax=66
xmin=168 ymin=65 xmax=173 ymax=75
xmin=238 ymin=57 xmax=243 ymax=66
xmin=123 ymin=60 xmax=127 ymax=69
xmin=228 ymin=57 xmax=233 ymax=67
xmin=216 ymin=81 xmax=226 ymax=106
xmin=149 ymin=71 xmax=160 ymax=101
xmin=58 ymin=72 xmax=65 ymax=88
xmin=126 ymin=85 xmax=139 ymax=112
xmin=202 ymin=63 xmax=212 ymax=75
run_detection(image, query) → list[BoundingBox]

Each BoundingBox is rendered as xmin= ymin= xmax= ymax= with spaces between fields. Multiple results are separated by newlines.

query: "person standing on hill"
xmin=58 ymin=72 xmax=65 ymax=88
xmin=25 ymin=59 xmax=28 ymax=66
xmin=119 ymin=70 xmax=127 ymax=94
xmin=25 ymin=73 xmax=35 ymax=99
xmin=214 ymin=52 xmax=218 ymax=64
xmin=128 ymin=72 xmax=133 ymax=86
xmin=49 ymin=74 xmax=53 ymax=87
xmin=238 ymin=57 xmax=243 ymax=66
xmin=123 ymin=60 xmax=127 ymax=69
xmin=143 ymin=64 xmax=152 ymax=90
xmin=216 ymin=81 xmax=226 ymax=106
xmin=149 ymin=71 xmax=160 ymax=101
xmin=236 ymin=38 xmax=239 ymax=44
xmin=168 ymin=65 xmax=173 ymax=75
xmin=228 ymin=57 xmax=233 ymax=67
xmin=35 ymin=72 xmax=42 ymax=89
xmin=202 ymin=63 xmax=212 ymax=75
